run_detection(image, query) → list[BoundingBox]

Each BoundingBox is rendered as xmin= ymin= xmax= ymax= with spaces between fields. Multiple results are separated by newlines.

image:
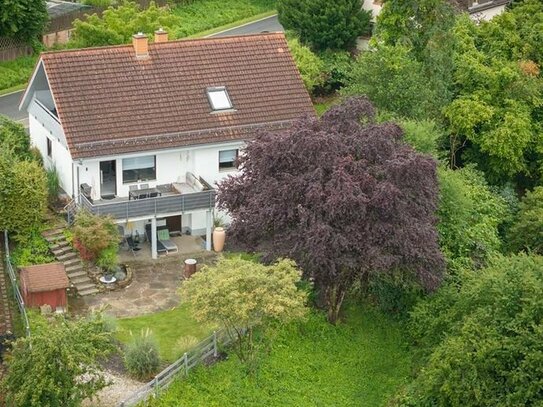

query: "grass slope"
xmin=173 ymin=0 xmax=276 ymax=38
xmin=116 ymin=304 xmax=214 ymax=362
xmin=150 ymin=304 xmax=411 ymax=407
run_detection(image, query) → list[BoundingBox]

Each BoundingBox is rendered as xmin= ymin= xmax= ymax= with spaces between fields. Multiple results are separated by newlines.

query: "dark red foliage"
xmin=218 ymin=97 xmax=444 ymax=321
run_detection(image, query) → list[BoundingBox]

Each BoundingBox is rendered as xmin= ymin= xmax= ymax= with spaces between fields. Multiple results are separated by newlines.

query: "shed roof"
xmin=20 ymin=263 xmax=70 ymax=293
xmin=34 ymin=32 xmax=314 ymax=159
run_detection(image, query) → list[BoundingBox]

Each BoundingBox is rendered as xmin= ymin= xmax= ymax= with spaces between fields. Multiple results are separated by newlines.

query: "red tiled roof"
xmin=20 ymin=263 xmax=69 ymax=292
xmin=40 ymin=33 xmax=315 ymax=159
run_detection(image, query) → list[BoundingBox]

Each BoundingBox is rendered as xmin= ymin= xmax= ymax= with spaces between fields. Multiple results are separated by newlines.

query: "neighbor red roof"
xmin=39 ymin=32 xmax=315 ymax=159
xmin=20 ymin=263 xmax=70 ymax=293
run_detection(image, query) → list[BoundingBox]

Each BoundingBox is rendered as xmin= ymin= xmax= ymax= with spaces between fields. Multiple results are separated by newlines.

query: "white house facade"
xmin=20 ymin=31 xmax=315 ymax=258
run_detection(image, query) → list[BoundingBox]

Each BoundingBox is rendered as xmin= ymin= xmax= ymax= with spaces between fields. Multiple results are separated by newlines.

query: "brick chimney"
xmin=155 ymin=28 xmax=168 ymax=43
xmin=132 ymin=32 xmax=149 ymax=59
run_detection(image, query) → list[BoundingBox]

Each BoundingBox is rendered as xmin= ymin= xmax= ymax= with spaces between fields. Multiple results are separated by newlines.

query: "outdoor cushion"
xmin=157 ymin=229 xmax=170 ymax=241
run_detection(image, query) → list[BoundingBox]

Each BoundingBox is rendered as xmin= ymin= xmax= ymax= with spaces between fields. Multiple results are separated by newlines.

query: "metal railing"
xmin=79 ymin=189 xmax=216 ymax=221
xmin=118 ymin=329 xmax=235 ymax=407
xmin=3 ymin=231 xmax=30 ymax=338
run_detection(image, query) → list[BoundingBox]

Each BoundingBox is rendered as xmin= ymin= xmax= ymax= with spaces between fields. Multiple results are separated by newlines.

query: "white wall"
xmin=28 ymin=114 xmax=73 ymax=196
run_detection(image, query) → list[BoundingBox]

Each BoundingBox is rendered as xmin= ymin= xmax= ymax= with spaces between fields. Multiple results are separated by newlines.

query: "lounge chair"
xmin=144 ymin=224 xmax=168 ymax=255
xmin=157 ymin=228 xmax=178 ymax=254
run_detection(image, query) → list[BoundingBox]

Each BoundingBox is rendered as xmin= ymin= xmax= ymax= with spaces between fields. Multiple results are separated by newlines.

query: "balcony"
xmin=78 ymin=179 xmax=216 ymax=221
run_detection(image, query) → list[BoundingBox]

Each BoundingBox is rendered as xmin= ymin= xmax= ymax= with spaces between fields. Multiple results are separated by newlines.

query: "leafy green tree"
xmin=2 ymin=313 xmax=115 ymax=407
xmin=182 ymin=257 xmax=307 ymax=364
xmin=399 ymin=118 xmax=445 ymax=158
xmin=437 ymin=166 xmax=507 ymax=271
xmin=405 ymin=254 xmax=543 ymax=406
xmin=445 ymin=10 xmax=543 ymax=185
xmin=70 ymin=1 xmax=181 ymax=48
xmin=508 ymin=186 xmax=543 ymax=255
xmin=287 ymin=36 xmax=324 ymax=94
xmin=0 ymin=152 xmax=47 ymax=240
xmin=342 ymin=45 xmax=439 ymax=119
xmin=277 ymin=0 xmax=371 ymax=51
xmin=0 ymin=0 xmax=47 ymax=45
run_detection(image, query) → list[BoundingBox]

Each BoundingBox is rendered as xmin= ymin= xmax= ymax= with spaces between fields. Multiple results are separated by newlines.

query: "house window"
xmin=46 ymin=137 xmax=52 ymax=158
xmin=122 ymin=155 xmax=156 ymax=183
xmin=207 ymin=87 xmax=233 ymax=111
xmin=219 ymin=149 xmax=238 ymax=170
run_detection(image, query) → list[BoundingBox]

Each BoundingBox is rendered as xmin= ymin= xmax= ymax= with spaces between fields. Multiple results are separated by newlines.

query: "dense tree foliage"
xmin=404 ymin=254 xmax=543 ymax=406
xmin=182 ymin=257 xmax=307 ymax=364
xmin=287 ymin=36 xmax=324 ymax=93
xmin=218 ymin=98 xmax=444 ymax=324
xmin=277 ymin=0 xmax=371 ymax=51
xmin=508 ymin=186 xmax=543 ymax=255
xmin=2 ymin=313 xmax=114 ymax=407
xmin=0 ymin=152 xmax=47 ymax=240
xmin=437 ymin=167 xmax=507 ymax=271
xmin=70 ymin=1 xmax=180 ymax=48
xmin=343 ymin=45 xmax=440 ymax=119
xmin=0 ymin=115 xmax=32 ymax=161
xmin=0 ymin=0 xmax=47 ymax=45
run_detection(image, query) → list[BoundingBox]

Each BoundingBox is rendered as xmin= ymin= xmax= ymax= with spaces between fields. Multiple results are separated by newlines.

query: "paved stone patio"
xmin=71 ymin=236 xmax=218 ymax=318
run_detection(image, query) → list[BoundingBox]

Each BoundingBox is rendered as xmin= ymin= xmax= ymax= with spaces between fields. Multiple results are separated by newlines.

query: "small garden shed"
xmin=20 ymin=263 xmax=70 ymax=311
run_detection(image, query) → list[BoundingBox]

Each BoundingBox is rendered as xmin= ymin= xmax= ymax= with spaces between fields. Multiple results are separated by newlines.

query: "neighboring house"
xmin=362 ymin=0 xmax=511 ymax=21
xmin=20 ymin=31 xmax=314 ymax=258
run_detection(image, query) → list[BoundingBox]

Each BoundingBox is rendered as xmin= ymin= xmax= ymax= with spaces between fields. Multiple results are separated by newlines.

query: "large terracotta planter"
xmin=212 ymin=227 xmax=225 ymax=252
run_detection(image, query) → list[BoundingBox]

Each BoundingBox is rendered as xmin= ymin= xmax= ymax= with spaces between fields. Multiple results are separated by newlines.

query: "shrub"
xmin=405 ymin=254 xmax=543 ymax=406
xmin=72 ymin=211 xmax=119 ymax=261
xmin=124 ymin=329 xmax=161 ymax=380
xmin=316 ymin=50 xmax=354 ymax=94
xmin=286 ymin=36 xmax=324 ymax=93
xmin=507 ymin=186 xmax=543 ymax=255
xmin=45 ymin=166 xmax=60 ymax=206
xmin=96 ymin=245 xmax=118 ymax=273
xmin=399 ymin=118 xmax=445 ymax=158
xmin=368 ymin=271 xmax=424 ymax=317
xmin=278 ymin=0 xmax=371 ymax=51
xmin=11 ymin=230 xmax=55 ymax=267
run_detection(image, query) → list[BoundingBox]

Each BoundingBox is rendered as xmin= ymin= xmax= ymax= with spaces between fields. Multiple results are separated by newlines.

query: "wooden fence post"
xmin=184 ymin=352 xmax=188 ymax=376
xmin=154 ymin=377 xmax=159 ymax=397
xmin=213 ymin=330 xmax=218 ymax=357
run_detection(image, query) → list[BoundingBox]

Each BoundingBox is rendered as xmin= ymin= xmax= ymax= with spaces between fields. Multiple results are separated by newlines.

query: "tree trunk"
xmin=325 ymin=283 xmax=346 ymax=325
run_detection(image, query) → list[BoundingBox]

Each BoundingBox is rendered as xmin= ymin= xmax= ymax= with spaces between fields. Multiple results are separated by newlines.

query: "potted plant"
xmin=96 ymin=246 xmax=118 ymax=283
xmin=212 ymin=214 xmax=226 ymax=252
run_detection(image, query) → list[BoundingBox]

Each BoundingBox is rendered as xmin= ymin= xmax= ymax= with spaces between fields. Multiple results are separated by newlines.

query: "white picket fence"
xmin=118 ymin=329 xmax=235 ymax=406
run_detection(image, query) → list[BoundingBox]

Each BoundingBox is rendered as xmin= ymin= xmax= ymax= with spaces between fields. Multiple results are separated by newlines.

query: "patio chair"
xmin=126 ymin=235 xmax=138 ymax=257
xmin=157 ymin=227 xmax=178 ymax=254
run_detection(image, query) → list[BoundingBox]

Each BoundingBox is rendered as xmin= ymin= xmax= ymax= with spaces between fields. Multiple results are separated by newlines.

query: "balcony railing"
xmin=79 ymin=189 xmax=216 ymax=220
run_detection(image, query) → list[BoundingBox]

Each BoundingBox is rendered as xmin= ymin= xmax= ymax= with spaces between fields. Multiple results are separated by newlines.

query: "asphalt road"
xmin=209 ymin=15 xmax=283 ymax=37
xmin=0 ymin=15 xmax=284 ymax=122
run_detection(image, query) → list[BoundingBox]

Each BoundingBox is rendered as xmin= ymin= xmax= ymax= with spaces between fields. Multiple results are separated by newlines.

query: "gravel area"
xmin=83 ymin=370 xmax=144 ymax=407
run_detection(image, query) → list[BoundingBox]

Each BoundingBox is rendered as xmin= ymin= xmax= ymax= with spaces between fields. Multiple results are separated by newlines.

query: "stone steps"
xmin=42 ymin=229 xmax=99 ymax=297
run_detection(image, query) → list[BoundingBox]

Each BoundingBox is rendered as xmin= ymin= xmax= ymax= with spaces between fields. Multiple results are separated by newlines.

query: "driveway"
xmin=0 ymin=90 xmax=25 ymax=122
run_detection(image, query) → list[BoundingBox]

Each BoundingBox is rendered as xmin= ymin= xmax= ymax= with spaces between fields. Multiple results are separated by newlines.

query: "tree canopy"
xmin=70 ymin=1 xmax=181 ymax=48
xmin=0 ymin=0 xmax=47 ymax=45
xmin=182 ymin=257 xmax=307 ymax=363
xmin=2 ymin=313 xmax=115 ymax=407
xmin=218 ymin=97 xmax=444 ymax=324
xmin=406 ymin=254 xmax=543 ymax=406
xmin=277 ymin=0 xmax=371 ymax=51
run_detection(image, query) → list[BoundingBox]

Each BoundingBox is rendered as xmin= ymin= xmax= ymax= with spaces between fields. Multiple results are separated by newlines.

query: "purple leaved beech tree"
xmin=218 ymin=97 xmax=444 ymax=324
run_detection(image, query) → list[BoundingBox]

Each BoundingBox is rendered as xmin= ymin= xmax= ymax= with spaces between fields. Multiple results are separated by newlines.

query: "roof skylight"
xmin=207 ymin=87 xmax=233 ymax=111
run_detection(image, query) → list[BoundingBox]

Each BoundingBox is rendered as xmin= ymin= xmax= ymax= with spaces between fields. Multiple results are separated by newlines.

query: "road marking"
xmin=205 ymin=14 xmax=279 ymax=38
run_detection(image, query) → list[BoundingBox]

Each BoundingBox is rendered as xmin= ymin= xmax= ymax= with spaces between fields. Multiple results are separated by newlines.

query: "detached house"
xmin=20 ymin=31 xmax=314 ymax=258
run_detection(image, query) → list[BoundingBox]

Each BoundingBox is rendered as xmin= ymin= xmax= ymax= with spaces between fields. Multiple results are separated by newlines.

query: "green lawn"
xmin=173 ymin=0 xmax=276 ymax=38
xmin=116 ymin=304 xmax=214 ymax=362
xmin=149 ymin=303 xmax=412 ymax=407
